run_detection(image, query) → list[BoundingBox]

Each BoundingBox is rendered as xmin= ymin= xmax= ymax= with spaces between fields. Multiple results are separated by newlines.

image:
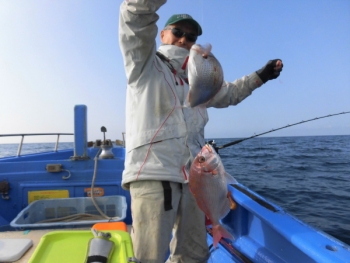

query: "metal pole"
xmin=73 ymin=105 xmax=88 ymax=159
xmin=17 ymin=135 xmax=24 ymax=156
xmin=55 ymin=134 xmax=60 ymax=152
xmin=122 ymin=132 xmax=126 ymax=147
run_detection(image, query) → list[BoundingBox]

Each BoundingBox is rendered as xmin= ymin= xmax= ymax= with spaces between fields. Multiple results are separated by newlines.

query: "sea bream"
xmin=189 ymin=144 xmax=238 ymax=247
xmin=186 ymin=44 xmax=224 ymax=107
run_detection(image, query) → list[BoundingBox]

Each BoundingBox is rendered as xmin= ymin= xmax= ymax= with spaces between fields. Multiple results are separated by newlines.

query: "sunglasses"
xmin=166 ymin=27 xmax=197 ymax=42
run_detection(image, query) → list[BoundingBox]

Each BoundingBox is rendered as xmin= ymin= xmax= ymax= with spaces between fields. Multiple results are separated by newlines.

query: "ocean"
xmin=0 ymin=135 xmax=349 ymax=245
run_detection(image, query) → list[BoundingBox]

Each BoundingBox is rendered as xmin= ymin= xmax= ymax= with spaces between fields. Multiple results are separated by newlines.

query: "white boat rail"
xmin=0 ymin=133 xmax=73 ymax=156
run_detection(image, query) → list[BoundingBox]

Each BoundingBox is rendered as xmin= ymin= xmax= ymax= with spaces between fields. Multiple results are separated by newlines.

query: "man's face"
xmin=160 ymin=21 xmax=198 ymax=51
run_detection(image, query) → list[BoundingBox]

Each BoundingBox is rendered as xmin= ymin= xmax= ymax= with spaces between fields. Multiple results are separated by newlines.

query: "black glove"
xmin=256 ymin=59 xmax=283 ymax=83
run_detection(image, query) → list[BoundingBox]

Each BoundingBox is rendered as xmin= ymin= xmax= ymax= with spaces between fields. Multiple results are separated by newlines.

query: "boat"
xmin=1 ymin=105 xmax=349 ymax=263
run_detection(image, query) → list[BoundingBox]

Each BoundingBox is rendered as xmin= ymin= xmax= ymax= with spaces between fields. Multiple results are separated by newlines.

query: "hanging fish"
xmin=189 ymin=144 xmax=237 ymax=247
xmin=186 ymin=44 xmax=224 ymax=107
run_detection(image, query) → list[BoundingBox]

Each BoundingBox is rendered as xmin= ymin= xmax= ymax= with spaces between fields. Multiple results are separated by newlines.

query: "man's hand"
xmin=256 ymin=59 xmax=283 ymax=83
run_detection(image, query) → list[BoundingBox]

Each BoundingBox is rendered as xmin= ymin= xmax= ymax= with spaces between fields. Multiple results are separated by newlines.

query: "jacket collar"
xmin=157 ymin=44 xmax=189 ymax=79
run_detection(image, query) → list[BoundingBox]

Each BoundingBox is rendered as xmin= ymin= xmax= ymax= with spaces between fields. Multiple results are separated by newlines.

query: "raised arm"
xmin=119 ymin=0 xmax=166 ymax=85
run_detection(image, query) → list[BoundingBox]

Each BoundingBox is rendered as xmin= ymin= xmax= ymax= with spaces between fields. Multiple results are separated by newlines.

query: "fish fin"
xmin=212 ymin=224 xmax=234 ymax=248
xmin=227 ymin=191 xmax=237 ymax=210
xmin=225 ymin=172 xmax=238 ymax=185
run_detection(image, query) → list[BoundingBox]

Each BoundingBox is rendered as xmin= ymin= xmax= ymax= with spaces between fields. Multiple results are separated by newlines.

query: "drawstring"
xmin=173 ymin=73 xmax=178 ymax=85
xmin=156 ymin=51 xmax=187 ymax=86
xmin=179 ymin=77 xmax=184 ymax=85
xmin=156 ymin=51 xmax=177 ymax=74
xmin=182 ymin=166 xmax=188 ymax=181
xmin=181 ymin=56 xmax=189 ymax=70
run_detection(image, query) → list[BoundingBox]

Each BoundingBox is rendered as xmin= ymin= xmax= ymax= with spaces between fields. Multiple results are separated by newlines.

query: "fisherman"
xmin=119 ymin=1 xmax=283 ymax=263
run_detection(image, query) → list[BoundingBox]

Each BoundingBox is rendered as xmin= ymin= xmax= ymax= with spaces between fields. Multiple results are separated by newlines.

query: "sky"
xmin=0 ymin=0 xmax=349 ymax=144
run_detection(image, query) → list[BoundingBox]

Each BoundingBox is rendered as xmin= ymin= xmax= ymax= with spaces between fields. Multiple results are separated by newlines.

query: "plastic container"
xmin=28 ymin=230 xmax=134 ymax=263
xmin=93 ymin=222 xmax=128 ymax=232
xmin=10 ymin=196 xmax=127 ymax=228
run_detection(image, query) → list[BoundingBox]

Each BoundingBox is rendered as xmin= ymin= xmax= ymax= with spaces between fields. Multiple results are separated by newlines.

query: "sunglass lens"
xmin=171 ymin=28 xmax=197 ymax=42
xmin=186 ymin=34 xmax=197 ymax=42
xmin=171 ymin=28 xmax=184 ymax=38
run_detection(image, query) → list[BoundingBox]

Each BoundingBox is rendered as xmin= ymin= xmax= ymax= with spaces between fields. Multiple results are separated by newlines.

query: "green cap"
xmin=164 ymin=14 xmax=202 ymax=36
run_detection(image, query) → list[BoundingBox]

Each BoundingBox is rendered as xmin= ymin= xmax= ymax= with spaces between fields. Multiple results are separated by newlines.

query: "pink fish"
xmin=189 ymin=144 xmax=238 ymax=247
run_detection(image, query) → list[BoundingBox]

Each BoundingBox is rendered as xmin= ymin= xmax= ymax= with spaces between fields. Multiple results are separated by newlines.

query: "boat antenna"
xmin=209 ymin=111 xmax=350 ymax=152
xmin=101 ymin=126 xmax=107 ymax=144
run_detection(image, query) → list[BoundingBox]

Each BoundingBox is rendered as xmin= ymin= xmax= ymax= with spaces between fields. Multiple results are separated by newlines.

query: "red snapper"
xmin=189 ymin=144 xmax=237 ymax=247
xmin=186 ymin=44 xmax=224 ymax=108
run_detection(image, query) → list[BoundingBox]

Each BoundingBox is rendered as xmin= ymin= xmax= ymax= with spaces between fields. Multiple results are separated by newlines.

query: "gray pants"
xmin=130 ymin=181 xmax=210 ymax=263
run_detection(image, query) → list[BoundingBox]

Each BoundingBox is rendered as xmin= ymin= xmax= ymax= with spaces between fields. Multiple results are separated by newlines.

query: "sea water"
xmin=0 ymin=135 xmax=349 ymax=245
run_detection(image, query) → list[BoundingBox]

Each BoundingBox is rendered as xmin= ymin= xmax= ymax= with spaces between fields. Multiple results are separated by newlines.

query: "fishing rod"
xmin=208 ymin=111 xmax=350 ymax=152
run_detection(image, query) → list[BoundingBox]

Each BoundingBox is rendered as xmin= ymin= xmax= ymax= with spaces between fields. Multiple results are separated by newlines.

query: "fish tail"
xmin=202 ymin=43 xmax=212 ymax=57
xmin=193 ymin=43 xmax=212 ymax=57
xmin=212 ymin=224 xmax=234 ymax=248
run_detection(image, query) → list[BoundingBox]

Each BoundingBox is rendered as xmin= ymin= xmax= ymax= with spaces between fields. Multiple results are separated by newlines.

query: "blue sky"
xmin=1 ymin=0 xmax=349 ymax=143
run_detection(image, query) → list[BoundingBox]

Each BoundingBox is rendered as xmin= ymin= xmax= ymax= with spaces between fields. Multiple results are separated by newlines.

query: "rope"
xmin=90 ymin=148 xmax=120 ymax=221
xmin=36 ymin=213 xmax=106 ymax=223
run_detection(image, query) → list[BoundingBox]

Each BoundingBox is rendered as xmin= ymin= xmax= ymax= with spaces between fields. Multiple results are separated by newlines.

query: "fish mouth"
xmin=198 ymin=144 xmax=220 ymax=172
xmin=205 ymin=144 xmax=213 ymax=152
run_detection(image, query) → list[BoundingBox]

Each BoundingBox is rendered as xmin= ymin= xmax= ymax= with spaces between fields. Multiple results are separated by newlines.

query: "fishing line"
xmin=209 ymin=111 xmax=350 ymax=152
xmin=200 ymin=0 xmax=204 ymax=28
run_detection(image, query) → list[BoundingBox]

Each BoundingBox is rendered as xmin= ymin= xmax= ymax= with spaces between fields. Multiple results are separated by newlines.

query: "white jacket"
xmin=119 ymin=0 xmax=263 ymax=189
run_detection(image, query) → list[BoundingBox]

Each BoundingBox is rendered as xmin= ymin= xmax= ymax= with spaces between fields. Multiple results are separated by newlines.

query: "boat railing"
xmin=0 ymin=133 xmax=73 ymax=156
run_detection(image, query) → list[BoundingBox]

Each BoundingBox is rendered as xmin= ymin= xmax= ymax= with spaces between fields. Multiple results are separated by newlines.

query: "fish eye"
xmin=198 ymin=156 xmax=206 ymax=163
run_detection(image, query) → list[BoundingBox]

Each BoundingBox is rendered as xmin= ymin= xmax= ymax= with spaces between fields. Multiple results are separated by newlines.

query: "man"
xmin=119 ymin=1 xmax=283 ymax=263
